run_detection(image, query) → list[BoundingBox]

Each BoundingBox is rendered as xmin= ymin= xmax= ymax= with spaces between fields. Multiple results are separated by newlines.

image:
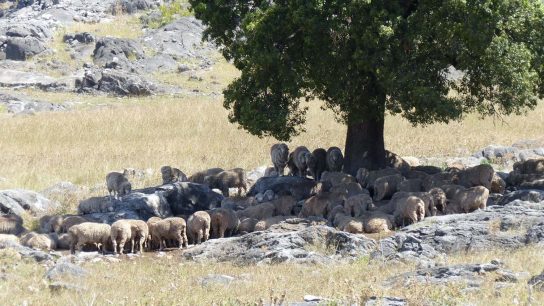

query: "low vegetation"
xmin=0 ymin=246 xmax=542 ymax=305
xmin=147 ymin=0 xmax=192 ymax=29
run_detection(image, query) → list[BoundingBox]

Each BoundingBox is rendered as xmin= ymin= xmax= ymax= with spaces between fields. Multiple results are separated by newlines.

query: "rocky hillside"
xmin=0 ymin=0 xmax=224 ymax=113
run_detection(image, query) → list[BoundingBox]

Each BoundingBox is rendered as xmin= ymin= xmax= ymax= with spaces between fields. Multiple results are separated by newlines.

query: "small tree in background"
xmin=189 ymin=0 xmax=544 ymax=174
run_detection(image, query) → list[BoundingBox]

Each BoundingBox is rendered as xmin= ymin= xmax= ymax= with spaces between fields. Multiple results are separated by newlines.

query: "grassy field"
xmin=0 ymin=246 xmax=542 ymax=305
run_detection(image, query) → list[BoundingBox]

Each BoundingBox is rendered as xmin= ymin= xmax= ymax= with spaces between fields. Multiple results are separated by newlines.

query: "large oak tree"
xmin=189 ymin=0 xmax=544 ymax=174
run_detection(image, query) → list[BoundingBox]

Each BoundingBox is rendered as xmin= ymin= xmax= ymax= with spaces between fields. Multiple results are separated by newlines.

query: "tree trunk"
xmin=343 ymin=114 xmax=386 ymax=176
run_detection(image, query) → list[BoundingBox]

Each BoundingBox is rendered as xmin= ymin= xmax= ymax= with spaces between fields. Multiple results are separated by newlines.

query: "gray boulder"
xmin=93 ymin=37 xmax=144 ymax=70
xmin=247 ymin=176 xmax=318 ymax=201
xmin=0 ymin=239 xmax=51 ymax=262
xmin=528 ymin=270 xmax=544 ymax=291
xmin=183 ymin=224 xmax=377 ymax=265
xmin=0 ymin=189 xmax=56 ymax=216
xmin=111 ymin=0 xmax=155 ymax=15
xmin=97 ymin=69 xmax=156 ymax=96
xmin=5 ymin=37 xmax=46 ymax=60
xmin=157 ymin=182 xmax=223 ymax=216
xmin=498 ymin=190 xmax=544 ymax=205
xmin=45 ymin=261 xmax=87 ymax=281
xmin=474 ymin=145 xmax=520 ymax=160
xmin=63 ymin=32 xmax=95 ymax=44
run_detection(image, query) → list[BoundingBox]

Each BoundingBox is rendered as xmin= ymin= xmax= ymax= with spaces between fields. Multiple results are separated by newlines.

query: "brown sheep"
xmin=270 ymin=143 xmax=290 ymax=176
xmin=188 ymin=168 xmax=225 ymax=184
xmin=344 ymin=193 xmax=373 ymax=217
xmin=78 ymin=197 xmax=113 ymax=215
xmin=146 ymin=217 xmax=162 ymax=250
xmin=308 ymin=148 xmax=328 ymax=181
xmin=398 ymin=179 xmax=423 ymax=192
xmin=254 ymin=216 xmax=289 ymax=231
xmin=204 ymin=168 xmax=247 ymax=197
xmin=149 ymin=217 xmax=188 ymax=250
xmin=236 ymin=202 xmax=275 ymax=221
xmin=106 ymin=172 xmax=132 ymax=200
xmin=390 ymin=188 xmax=446 ymax=217
xmin=513 ymin=158 xmax=544 ymax=174
xmin=292 ymin=146 xmax=312 ymax=177
xmin=39 ymin=215 xmax=63 ymax=234
xmin=127 ymin=220 xmax=149 ymax=253
xmin=457 ymin=164 xmax=494 ymax=189
xmin=450 ymin=186 xmax=490 ymax=213
xmin=393 ymin=196 xmax=426 ymax=227
xmin=422 ymin=172 xmax=458 ymax=191
xmin=320 ymin=171 xmax=357 ymax=187
xmin=69 ymin=222 xmax=111 ymax=254
xmin=60 ymin=216 xmax=88 ymax=233
xmin=187 ymin=211 xmax=211 ymax=245
xmin=342 ymin=218 xmax=365 ymax=234
xmin=328 ymin=205 xmax=345 ymax=222
xmin=110 ymin=220 xmax=132 ymax=255
xmin=373 ymin=174 xmax=405 ymax=201
xmin=490 ymin=173 xmax=506 ymax=194
xmin=0 ymin=214 xmax=25 ymax=236
xmin=272 ymin=195 xmax=296 ymax=216
xmin=404 ymin=170 xmax=431 ymax=180
xmin=326 ymin=147 xmax=344 ymax=172
xmin=20 ymin=232 xmax=56 ymax=251
xmin=209 ymin=208 xmax=239 ymax=239
xmin=299 ymin=192 xmax=345 ymax=219
xmin=238 ymin=218 xmax=259 ymax=234
xmin=287 ymin=151 xmax=298 ymax=176
xmin=161 ymin=166 xmax=188 ymax=184
xmin=356 ymin=168 xmax=400 ymax=190
xmin=363 ymin=213 xmax=394 ymax=233
xmin=331 ymin=182 xmax=367 ymax=198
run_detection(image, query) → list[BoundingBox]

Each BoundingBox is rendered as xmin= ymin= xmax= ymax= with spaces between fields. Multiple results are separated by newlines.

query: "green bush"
xmin=148 ymin=1 xmax=192 ymax=29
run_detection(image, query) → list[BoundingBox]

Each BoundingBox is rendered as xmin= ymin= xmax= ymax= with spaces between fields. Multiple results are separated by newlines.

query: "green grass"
xmin=147 ymin=0 xmax=192 ymax=29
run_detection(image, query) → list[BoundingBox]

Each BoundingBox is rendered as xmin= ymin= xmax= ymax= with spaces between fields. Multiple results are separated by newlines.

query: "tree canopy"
xmin=189 ymin=0 xmax=544 ymax=172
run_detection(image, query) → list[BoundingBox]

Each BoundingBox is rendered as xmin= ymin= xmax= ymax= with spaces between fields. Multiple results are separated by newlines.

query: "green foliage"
xmin=148 ymin=0 xmax=192 ymax=29
xmin=189 ymin=0 xmax=544 ymax=141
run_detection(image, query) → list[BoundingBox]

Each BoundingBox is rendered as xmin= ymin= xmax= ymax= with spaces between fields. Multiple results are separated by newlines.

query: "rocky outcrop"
xmin=93 ymin=37 xmax=145 ymax=70
xmin=0 ymin=92 xmax=68 ymax=114
xmin=184 ymin=220 xmax=377 ymax=265
xmin=0 ymin=239 xmax=52 ymax=262
xmin=247 ymin=176 xmax=318 ymax=201
xmin=157 ymin=182 xmax=223 ymax=216
xmin=0 ymin=189 xmax=57 ymax=216
xmin=77 ymin=67 xmax=156 ymax=96
xmin=4 ymin=36 xmax=46 ymax=60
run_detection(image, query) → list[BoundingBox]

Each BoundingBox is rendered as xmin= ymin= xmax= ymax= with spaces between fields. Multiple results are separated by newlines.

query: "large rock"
xmin=93 ymin=37 xmax=144 ymax=70
xmin=498 ymin=190 xmax=544 ymax=205
xmin=45 ymin=261 xmax=87 ymax=281
xmin=0 ymin=239 xmax=51 ymax=262
xmin=157 ymin=182 xmax=223 ymax=216
xmin=0 ymin=189 xmax=57 ymax=216
xmin=4 ymin=37 xmax=46 ymax=60
xmin=183 ymin=224 xmax=377 ymax=265
xmin=247 ymin=176 xmax=318 ymax=201
xmin=0 ymin=92 xmax=69 ymax=114
xmin=374 ymin=200 xmax=544 ymax=266
xmin=97 ymin=69 xmax=156 ymax=96
xmin=0 ymin=70 xmax=60 ymax=89
xmin=111 ymin=0 xmax=155 ymax=15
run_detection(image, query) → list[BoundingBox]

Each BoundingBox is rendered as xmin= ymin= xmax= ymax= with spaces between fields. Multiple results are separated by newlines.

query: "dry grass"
xmin=0 ymin=246 xmax=542 ymax=305
xmin=66 ymin=15 xmax=143 ymax=40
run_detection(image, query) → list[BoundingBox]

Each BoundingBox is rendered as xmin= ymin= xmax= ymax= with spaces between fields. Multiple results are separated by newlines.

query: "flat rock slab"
xmin=0 ymin=92 xmax=69 ymax=114
xmin=0 ymin=70 xmax=61 ymax=89
xmin=183 ymin=224 xmax=377 ymax=265
xmin=0 ymin=189 xmax=57 ymax=216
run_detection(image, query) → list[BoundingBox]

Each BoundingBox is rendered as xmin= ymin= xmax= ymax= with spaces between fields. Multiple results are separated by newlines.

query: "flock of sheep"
xmin=2 ymin=143 xmax=542 ymax=256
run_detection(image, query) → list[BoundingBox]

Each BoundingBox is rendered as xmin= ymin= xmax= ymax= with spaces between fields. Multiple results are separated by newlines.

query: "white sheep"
xmin=68 ymin=222 xmax=111 ymax=254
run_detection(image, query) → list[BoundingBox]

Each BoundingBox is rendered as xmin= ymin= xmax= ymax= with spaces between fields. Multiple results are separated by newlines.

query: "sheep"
xmin=308 ymin=148 xmax=328 ymax=181
xmin=344 ymin=193 xmax=373 ymax=217
xmin=209 ymin=208 xmax=239 ymax=239
xmin=404 ymin=170 xmax=430 ymax=180
xmin=422 ymin=172 xmax=458 ymax=191
xmin=106 ymin=172 xmax=132 ymax=200
xmin=490 ymin=173 xmax=506 ymax=194
xmin=264 ymin=167 xmax=278 ymax=177
xmin=187 ymin=211 xmax=211 ymax=245
xmin=287 ymin=151 xmax=298 ymax=176
xmin=342 ymin=218 xmax=365 ymax=234
xmin=161 ymin=166 xmax=188 ymax=184
xmin=68 ymin=222 xmax=111 ymax=254
xmin=56 ymin=233 xmax=71 ymax=250
xmin=78 ymin=197 xmax=113 ymax=215
xmin=398 ymin=179 xmax=423 ymax=192
xmin=356 ymin=168 xmax=400 ymax=190
xmin=188 ymin=168 xmax=224 ymax=184
xmin=363 ymin=213 xmax=394 ymax=233
xmin=238 ymin=218 xmax=259 ymax=234
xmin=221 ymin=196 xmax=257 ymax=211
xmin=328 ymin=205 xmax=345 ymax=222
xmin=39 ymin=215 xmax=63 ymax=234
xmin=204 ymin=168 xmax=247 ymax=197
xmin=513 ymin=158 xmax=544 ymax=174
xmin=373 ymin=174 xmax=405 ymax=201
xmin=449 ymin=186 xmax=490 ymax=213
xmin=299 ymin=192 xmax=345 ymax=219
xmin=292 ymin=146 xmax=312 ymax=177
xmin=331 ymin=182 xmax=368 ymax=198
xmin=393 ymin=196 xmax=426 ymax=227
xmin=0 ymin=214 xmax=25 ymax=236
xmin=272 ymin=195 xmax=296 ymax=216
xmin=146 ymin=217 xmax=162 ymax=250
xmin=457 ymin=164 xmax=494 ymax=189
xmin=326 ymin=147 xmax=344 ymax=172
xmin=20 ymin=232 xmax=56 ymax=251
xmin=270 ymin=143 xmax=289 ymax=176
xmin=320 ymin=171 xmax=357 ymax=187
xmin=254 ymin=216 xmax=289 ymax=231
xmin=60 ymin=216 xmax=88 ymax=233
xmin=236 ymin=202 xmax=275 ymax=221
xmin=111 ymin=220 xmax=133 ymax=254
xmin=389 ymin=188 xmax=446 ymax=217
xmin=411 ymin=165 xmax=442 ymax=175
xmin=127 ymin=220 xmax=149 ymax=253
xmin=148 ymin=217 xmax=188 ymax=250
xmin=333 ymin=212 xmax=354 ymax=229
xmin=385 ymin=150 xmax=411 ymax=175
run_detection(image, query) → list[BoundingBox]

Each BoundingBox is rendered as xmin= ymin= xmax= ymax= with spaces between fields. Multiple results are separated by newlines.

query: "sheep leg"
xmin=112 ymin=240 xmax=118 ymax=255
xmin=130 ymin=238 xmax=135 ymax=254
xmin=182 ymin=232 xmax=188 ymax=248
xmin=119 ymin=239 xmax=126 ymax=255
